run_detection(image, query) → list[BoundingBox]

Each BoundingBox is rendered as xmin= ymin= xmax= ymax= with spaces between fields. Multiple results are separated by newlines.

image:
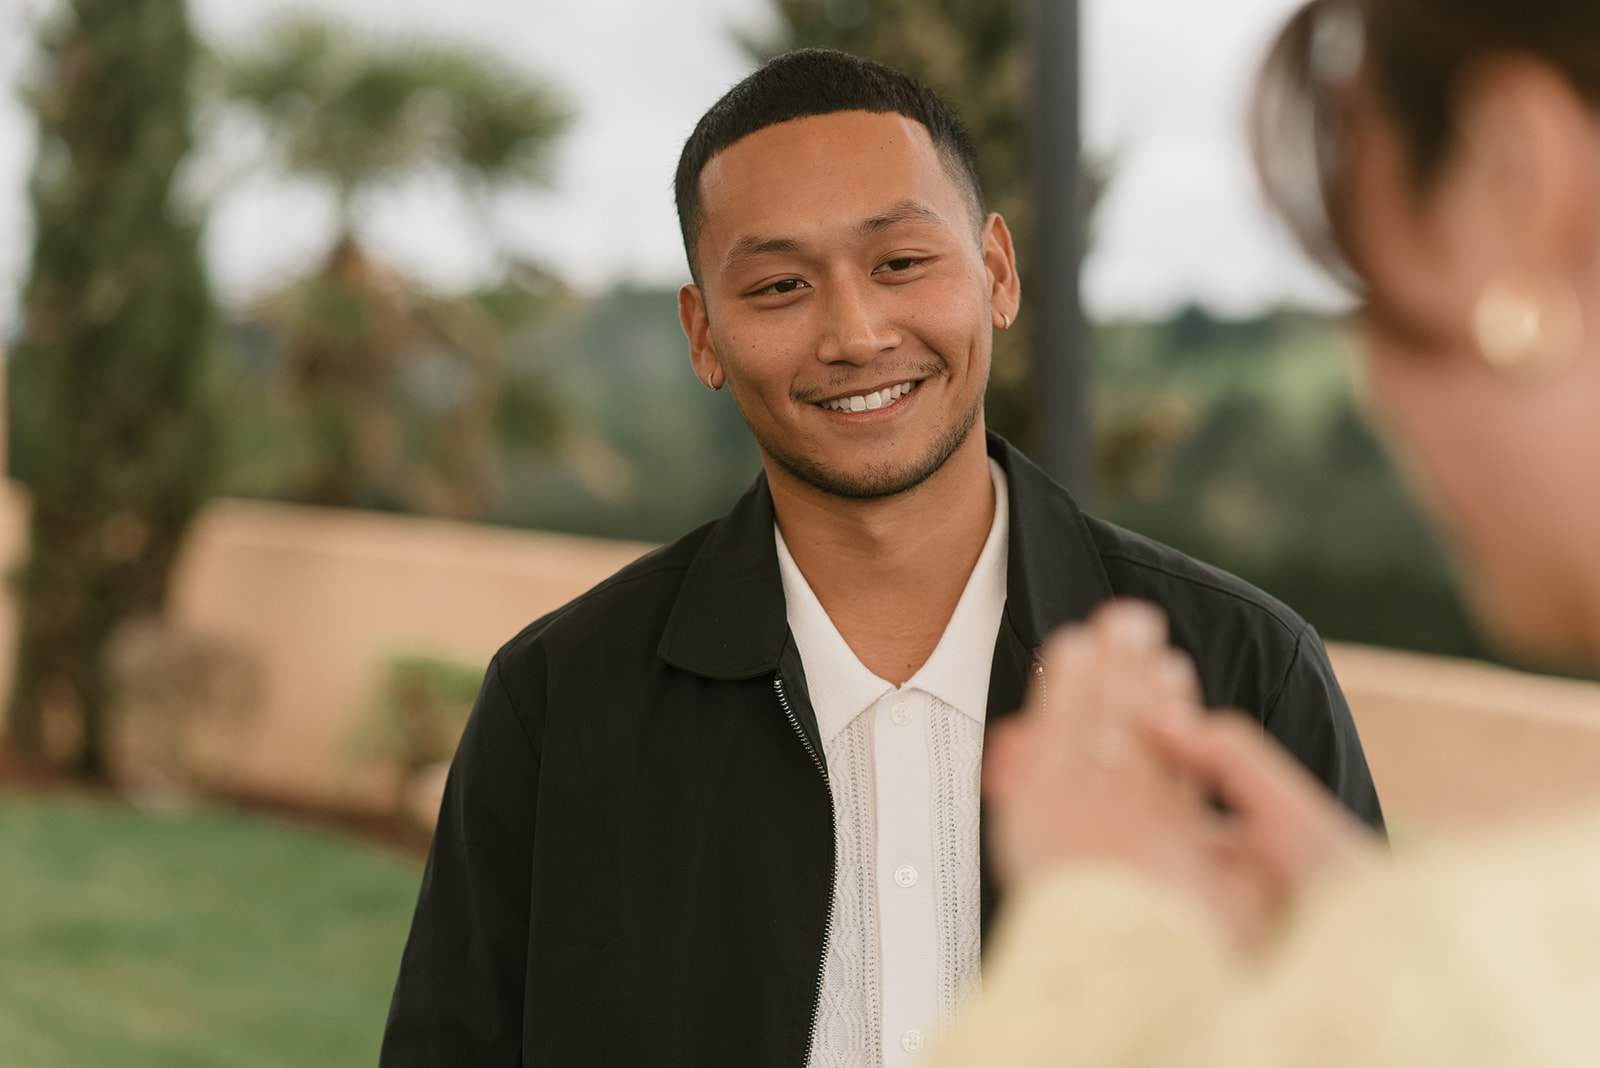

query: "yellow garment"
xmin=937 ymin=806 xmax=1600 ymax=1067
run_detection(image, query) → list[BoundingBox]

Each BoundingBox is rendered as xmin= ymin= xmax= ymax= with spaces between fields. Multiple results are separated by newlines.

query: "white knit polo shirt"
xmin=776 ymin=460 xmax=1009 ymax=1068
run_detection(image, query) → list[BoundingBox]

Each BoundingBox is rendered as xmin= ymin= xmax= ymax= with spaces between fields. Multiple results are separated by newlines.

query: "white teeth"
xmin=820 ymin=381 xmax=916 ymax=413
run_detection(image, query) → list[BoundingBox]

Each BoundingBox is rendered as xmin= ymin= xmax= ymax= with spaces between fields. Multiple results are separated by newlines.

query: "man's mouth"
xmin=817 ymin=380 xmax=918 ymax=414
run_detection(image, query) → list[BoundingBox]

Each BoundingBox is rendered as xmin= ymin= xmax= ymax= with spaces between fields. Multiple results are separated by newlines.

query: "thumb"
xmin=1142 ymin=710 xmax=1303 ymax=822
xmin=1144 ymin=711 xmax=1376 ymax=888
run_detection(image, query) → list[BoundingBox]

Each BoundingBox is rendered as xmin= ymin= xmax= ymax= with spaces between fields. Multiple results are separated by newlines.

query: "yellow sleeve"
xmin=933 ymin=863 xmax=1232 ymax=1068
xmin=937 ymin=811 xmax=1600 ymax=1068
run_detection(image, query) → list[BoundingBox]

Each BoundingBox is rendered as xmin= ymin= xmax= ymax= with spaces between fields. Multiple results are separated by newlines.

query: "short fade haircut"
xmin=674 ymin=48 xmax=986 ymax=283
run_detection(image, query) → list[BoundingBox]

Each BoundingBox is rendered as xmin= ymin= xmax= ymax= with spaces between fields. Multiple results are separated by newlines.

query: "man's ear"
xmin=679 ymin=283 xmax=722 ymax=386
xmin=982 ymin=213 xmax=1022 ymax=326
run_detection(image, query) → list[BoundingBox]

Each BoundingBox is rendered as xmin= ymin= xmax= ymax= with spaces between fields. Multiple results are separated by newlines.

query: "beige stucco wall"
xmin=3 ymin=484 xmax=1600 ymax=834
xmin=1328 ymin=643 xmax=1600 ymax=833
xmin=166 ymin=499 xmax=653 ymax=813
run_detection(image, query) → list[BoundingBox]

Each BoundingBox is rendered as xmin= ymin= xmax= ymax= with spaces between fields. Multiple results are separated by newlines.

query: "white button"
xmin=893 ymin=864 xmax=918 ymax=887
xmin=900 ymin=1029 xmax=925 ymax=1053
xmin=890 ymin=702 xmax=912 ymax=726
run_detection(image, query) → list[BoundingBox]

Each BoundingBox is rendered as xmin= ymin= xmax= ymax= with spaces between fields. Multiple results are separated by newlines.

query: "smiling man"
xmin=380 ymin=49 xmax=1382 ymax=1068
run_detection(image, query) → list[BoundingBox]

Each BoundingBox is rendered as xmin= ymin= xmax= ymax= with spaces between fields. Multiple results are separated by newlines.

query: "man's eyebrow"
xmin=720 ymin=203 xmax=946 ymax=273
xmin=722 ymin=235 xmax=804 ymax=272
xmin=858 ymin=201 xmax=944 ymax=236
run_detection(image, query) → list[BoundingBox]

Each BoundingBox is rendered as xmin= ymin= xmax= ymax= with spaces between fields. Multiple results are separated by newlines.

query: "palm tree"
xmin=216 ymin=15 xmax=572 ymax=516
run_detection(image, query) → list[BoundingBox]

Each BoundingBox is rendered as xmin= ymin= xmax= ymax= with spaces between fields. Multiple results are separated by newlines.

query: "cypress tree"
xmin=6 ymin=0 xmax=214 ymax=779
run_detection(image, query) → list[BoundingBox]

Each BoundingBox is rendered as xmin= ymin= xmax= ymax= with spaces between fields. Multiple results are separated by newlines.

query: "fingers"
xmin=1034 ymin=601 xmax=1197 ymax=771
xmin=1036 ymin=600 xmax=1168 ymax=680
xmin=1097 ymin=599 xmax=1169 ymax=650
xmin=987 ymin=604 xmax=1294 ymax=941
xmin=1035 ymin=622 xmax=1096 ymax=727
xmin=1142 ymin=711 xmax=1314 ymax=824
xmin=996 ymin=604 xmax=1367 ymax=941
xmin=1143 ymin=711 xmax=1378 ymax=891
xmin=1097 ymin=601 xmax=1201 ymax=715
xmin=1155 ymin=647 xmax=1203 ymax=709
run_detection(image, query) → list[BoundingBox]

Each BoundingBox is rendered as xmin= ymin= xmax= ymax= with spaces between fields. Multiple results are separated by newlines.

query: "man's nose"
xmin=816 ymin=279 xmax=898 ymax=364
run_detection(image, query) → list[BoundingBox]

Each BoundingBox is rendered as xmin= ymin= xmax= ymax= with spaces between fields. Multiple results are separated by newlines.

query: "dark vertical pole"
xmin=1030 ymin=0 xmax=1091 ymax=500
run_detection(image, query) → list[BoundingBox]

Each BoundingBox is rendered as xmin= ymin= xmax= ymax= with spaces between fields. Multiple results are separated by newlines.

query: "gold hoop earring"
xmin=998 ymin=312 xmax=1012 ymax=332
xmin=1472 ymin=274 xmax=1583 ymax=380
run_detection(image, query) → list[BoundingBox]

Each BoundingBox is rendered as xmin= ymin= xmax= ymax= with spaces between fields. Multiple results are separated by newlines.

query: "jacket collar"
xmin=992 ymin=432 xmax=1115 ymax=651
xmin=657 ymin=431 xmax=1114 ymax=679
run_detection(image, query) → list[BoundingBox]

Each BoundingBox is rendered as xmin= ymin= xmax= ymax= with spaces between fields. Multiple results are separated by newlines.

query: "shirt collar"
xmin=905 ymin=459 xmax=1009 ymax=718
xmin=657 ymin=432 xmax=1115 ymax=684
xmin=774 ymin=460 xmax=1010 ymax=743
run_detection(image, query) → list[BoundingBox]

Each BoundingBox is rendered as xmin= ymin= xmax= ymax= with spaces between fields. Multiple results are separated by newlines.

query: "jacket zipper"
xmin=773 ymin=673 xmax=835 ymax=1066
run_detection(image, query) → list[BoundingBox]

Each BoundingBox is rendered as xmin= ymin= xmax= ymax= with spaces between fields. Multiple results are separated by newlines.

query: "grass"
xmin=0 ymin=795 xmax=423 ymax=1068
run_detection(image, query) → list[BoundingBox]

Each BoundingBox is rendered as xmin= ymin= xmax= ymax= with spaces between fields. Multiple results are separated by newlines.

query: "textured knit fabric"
xmin=809 ymin=712 xmax=882 ymax=1067
xmin=934 ymin=804 xmax=1600 ymax=1068
xmin=778 ymin=462 xmax=1008 ymax=1068
xmin=926 ymin=701 xmax=984 ymax=1026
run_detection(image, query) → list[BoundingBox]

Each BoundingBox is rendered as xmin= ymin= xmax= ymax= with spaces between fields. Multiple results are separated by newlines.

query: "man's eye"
xmin=756 ymin=278 xmax=808 ymax=296
xmin=878 ymin=257 xmax=927 ymax=274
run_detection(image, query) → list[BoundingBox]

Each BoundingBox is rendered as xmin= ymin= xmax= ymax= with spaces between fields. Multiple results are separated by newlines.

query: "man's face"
xmin=679 ymin=110 xmax=1018 ymax=500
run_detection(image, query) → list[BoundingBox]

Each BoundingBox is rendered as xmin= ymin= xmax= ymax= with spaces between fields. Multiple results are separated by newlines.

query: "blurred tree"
xmin=497 ymin=285 xmax=762 ymax=542
xmin=749 ymin=0 xmax=1110 ymax=443
xmin=215 ymin=15 xmax=572 ymax=515
xmin=7 ymin=0 xmax=216 ymax=778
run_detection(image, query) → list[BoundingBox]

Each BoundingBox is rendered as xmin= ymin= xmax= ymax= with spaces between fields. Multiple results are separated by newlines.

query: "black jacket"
xmin=381 ymin=433 xmax=1382 ymax=1067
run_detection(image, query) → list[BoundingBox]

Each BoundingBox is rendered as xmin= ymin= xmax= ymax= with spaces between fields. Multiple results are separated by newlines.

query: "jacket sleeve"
xmin=937 ymin=814 xmax=1600 ymax=1068
xmin=1260 ymin=623 xmax=1385 ymax=832
xmin=380 ymin=653 xmax=540 ymax=1067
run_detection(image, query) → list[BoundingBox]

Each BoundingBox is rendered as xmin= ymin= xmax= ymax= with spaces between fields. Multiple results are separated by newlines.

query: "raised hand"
xmin=1141 ymin=704 xmax=1380 ymax=912
xmin=984 ymin=600 xmax=1278 ymax=946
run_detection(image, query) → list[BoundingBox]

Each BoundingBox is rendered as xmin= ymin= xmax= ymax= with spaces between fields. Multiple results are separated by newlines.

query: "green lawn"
xmin=0 ymin=796 xmax=423 ymax=1068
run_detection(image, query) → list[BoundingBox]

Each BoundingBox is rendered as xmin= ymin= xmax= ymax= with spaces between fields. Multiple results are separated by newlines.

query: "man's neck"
xmin=768 ymin=430 xmax=997 ymax=686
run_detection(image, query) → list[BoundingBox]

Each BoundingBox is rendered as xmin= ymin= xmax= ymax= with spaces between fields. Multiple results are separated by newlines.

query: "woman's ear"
xmin=1443 ymin=59 xmax=1600 ymax=299
xmin=1345 ymin=60 xmax=1600 ymax=364
xmin=1439 ymin=61 xmax=1600 ymax=375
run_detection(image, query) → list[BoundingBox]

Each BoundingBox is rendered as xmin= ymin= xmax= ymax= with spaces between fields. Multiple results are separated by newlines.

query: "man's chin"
xmin=750 ymin=385 xmax=986 ymax=502
xmin=774 ymin=457 xmax=947 ymax=500
xmin=765 ymin=425 xmax=977 ymax=501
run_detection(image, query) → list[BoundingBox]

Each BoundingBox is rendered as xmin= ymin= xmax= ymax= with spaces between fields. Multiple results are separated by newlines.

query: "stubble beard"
xmin=747 ymin=373 xmax=987 ymax=501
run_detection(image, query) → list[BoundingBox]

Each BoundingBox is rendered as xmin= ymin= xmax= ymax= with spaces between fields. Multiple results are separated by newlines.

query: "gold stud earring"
xmin=1472 ymin=274 xmax=1583 ymax=380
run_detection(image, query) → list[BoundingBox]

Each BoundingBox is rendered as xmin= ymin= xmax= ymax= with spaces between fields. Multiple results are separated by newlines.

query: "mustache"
xmin=790 ymin=359 xmax=948 ymax=404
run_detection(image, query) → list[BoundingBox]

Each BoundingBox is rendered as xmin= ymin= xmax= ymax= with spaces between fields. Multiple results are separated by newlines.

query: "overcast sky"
xmin=0 ymin=0 xmax=1345 ymax=328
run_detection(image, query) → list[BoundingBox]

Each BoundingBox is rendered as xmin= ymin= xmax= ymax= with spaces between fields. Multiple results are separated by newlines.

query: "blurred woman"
xmin=937 ymin=1 xmax=1600 ymax=1064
